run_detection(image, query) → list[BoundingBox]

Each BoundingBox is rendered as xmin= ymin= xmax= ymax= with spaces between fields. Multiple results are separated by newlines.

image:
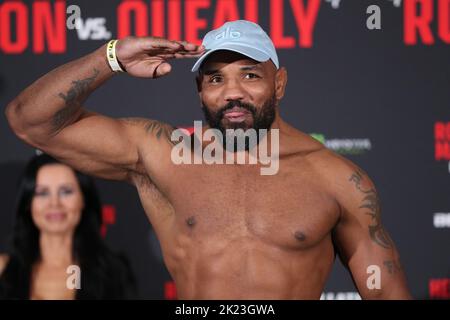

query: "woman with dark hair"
xmin=0 ymin=153 xmax=135 ymax=299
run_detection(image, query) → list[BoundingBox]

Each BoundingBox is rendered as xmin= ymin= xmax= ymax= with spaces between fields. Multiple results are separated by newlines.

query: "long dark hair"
xmin=0 ymin=154 xmax=135 ymax=299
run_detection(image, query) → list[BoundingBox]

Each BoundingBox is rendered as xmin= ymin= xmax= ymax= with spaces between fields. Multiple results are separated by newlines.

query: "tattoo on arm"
xmin=349 ymin=170 xmax=393 ymax=249
xmin=52 ymin=68 xmax=100 ymax=133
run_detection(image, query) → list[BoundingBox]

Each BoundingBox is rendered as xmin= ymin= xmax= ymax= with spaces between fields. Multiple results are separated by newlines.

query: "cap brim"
xmin=191 ymin=43 xmax=271 ymax=72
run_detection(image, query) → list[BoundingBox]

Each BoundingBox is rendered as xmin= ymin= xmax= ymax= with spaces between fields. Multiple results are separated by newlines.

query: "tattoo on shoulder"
xmin=349 ymin=170 xmax=393 ymax=249
xmin=53 ymin=68 xmax=100 ymax=132
xmin=122 ymin=118 xmax=179 ymax=146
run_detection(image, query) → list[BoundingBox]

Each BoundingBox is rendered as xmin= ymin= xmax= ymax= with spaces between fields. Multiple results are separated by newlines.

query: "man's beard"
xmin=201 ymin=94 xmax=277 ymax=152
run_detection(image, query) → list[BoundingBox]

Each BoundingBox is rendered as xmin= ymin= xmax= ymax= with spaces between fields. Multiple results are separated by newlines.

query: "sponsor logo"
xmin=433 ymin=212 xmax=450 ymax=228
xmin=311 ymin=133 xmax=372 ymax=155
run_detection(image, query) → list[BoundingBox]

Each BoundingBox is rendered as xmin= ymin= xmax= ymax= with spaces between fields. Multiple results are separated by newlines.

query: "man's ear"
xmin=275 ymin=67 xmax=287 ymax=100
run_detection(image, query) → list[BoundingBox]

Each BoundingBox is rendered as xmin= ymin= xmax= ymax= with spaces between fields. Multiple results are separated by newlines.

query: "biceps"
xmin=347 ymin=235 xmax=403 ymax=283
xmin=353 ymin=240 xmax=410 ymax=298
xmin=37 ymin=111 xmax=140 ymax=181
xmin=334 ymin=221 xmax=408 ymax=298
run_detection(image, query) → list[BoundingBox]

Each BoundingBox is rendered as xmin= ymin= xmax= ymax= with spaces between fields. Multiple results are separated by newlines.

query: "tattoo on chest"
xmin=349 ymin=170 xmax=393 ymax=249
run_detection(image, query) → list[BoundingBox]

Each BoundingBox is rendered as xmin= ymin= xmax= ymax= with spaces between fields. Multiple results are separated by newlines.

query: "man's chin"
xmin=220 ymin=119 xmax=254 ymax=131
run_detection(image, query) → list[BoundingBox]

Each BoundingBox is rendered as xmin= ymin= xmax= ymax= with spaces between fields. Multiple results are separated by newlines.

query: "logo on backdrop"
xmin=434 ymin=121 xmax=450 ymax=174
xmin=310 ymin=133 xmax=372 ymax=155
xmin=100 ymin=205 xmax=116 ymax=238
xmin=433 ymin=212 xmax=450 ymax=228
xmin=429 ymin=278 xmax=450 ymax=299
xmin=0 ymin=0 xmax=448 ymax=54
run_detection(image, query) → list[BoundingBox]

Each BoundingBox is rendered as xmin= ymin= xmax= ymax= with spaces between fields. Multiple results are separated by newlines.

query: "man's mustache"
xmin=218 ymin=100 xmax=257 ymax=117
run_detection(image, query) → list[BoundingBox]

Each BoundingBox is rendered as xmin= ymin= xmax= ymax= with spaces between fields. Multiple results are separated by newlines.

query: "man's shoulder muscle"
xmin=120 ymin=117 xmax=176 ymax=177
xmin=306 ymin=147 xmax=374 ymax=211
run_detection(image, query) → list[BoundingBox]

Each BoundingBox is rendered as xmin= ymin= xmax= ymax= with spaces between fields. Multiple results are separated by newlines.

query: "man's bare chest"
xmin=137 ymin=162 xmax=340 ymax=250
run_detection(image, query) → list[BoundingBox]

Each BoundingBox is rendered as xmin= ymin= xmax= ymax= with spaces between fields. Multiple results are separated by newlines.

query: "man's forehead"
xmin=200 ymin=50 xmax=267 ymax=73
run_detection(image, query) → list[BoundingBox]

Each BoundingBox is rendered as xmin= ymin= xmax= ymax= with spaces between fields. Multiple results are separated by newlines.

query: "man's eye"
xmin=245 ymin=73 xmax=260 ymax=79
xmin=209 ymin=76 xmax=222 ymax=83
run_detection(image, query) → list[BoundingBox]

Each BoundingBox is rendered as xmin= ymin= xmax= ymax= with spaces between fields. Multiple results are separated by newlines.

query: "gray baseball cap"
xmin=191 ymin=20 xmax=279 ymax=72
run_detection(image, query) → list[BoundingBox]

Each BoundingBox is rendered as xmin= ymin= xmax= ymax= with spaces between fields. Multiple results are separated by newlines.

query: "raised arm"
xmin=5 ymin=37 xmax=204 ymax=181
xmin=331 ymin=160 xmax=412 ymax=299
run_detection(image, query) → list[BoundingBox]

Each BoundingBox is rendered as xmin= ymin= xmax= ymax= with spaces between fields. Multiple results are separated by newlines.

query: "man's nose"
xmin=223 ymin=79 xmax=246 ymax=102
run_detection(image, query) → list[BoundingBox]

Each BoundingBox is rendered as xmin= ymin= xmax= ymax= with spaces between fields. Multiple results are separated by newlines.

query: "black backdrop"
xmin=0 ymin=0 xmax=449 ymax=299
